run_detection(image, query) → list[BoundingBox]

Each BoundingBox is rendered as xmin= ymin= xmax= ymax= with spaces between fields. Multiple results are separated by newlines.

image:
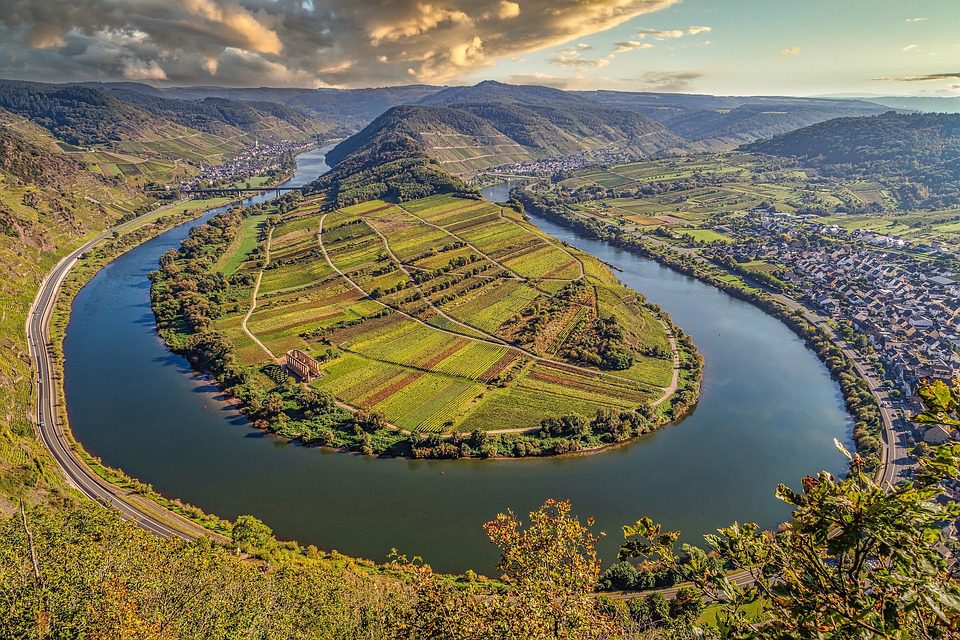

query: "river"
xmin=63 ymin=150 xmax=851 ymax=574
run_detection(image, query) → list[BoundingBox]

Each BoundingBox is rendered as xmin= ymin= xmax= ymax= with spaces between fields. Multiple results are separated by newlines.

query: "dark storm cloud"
xmin=0 ymin=0 xmax=680 ymax=87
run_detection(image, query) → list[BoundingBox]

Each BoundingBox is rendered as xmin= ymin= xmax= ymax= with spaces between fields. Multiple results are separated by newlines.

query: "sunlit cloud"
xmin=550 ymin=47 xmax=611 ymax=68
xmin=122 ymin=58 xmax=167 ymax=81
xmin=634 ymin=70 xmax=702 ymax=91
xmin=614 ymin=40 xmax=654 ymax=52
xmin=902 ymin=43 xmax=919 ymax=51
xmin=905 ymin=17 xmax=927 ymax=23
xmin=874 ymin=71 xmax=960 ymax=82
xmin=636 ymin=27 xmax=685 ymax=39
xmin=0 ymin=0 xmax=681 ymax=87
xmin=632 ymin=25 xmax=710 ymax=41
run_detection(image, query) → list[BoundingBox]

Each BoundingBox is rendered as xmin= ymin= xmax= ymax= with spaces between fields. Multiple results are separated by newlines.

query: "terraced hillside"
xmin=203 ymin=194 xmax=679 ymax=435
xmin=325 ymin=82 xmax=684 ymax=178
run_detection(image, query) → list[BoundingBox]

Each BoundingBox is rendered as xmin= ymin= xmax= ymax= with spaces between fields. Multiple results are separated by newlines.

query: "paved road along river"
xmin=62 ymin=153 xmax=851 ymax=574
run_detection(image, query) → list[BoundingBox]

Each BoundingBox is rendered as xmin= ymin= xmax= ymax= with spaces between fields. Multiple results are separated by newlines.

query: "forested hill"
xmin=305 ymin=105 xmax=466 ymax=207
xmin=324 ymin=82 xmax=684 ymax=179
xmin=418 ymin=80 xmax=685 ymax=160
xmin=84 ymin=81 xmax=444 ymax=125
xmin=0 ymin=80 xmax=325 ymax=146
xmin=107 ymin=90 xmax=328 ymax=139
xmin=577 ymin=90 xmax=889 ymax=148
xmin=745 ymin=112 xmax=960 ymax=209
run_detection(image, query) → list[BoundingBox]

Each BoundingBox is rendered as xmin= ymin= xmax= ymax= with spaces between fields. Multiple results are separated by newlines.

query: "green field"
xmin=562 ymin=152 xmax=932 ymax=250
xmin=215 ymin=194 xmax=674 ymax=433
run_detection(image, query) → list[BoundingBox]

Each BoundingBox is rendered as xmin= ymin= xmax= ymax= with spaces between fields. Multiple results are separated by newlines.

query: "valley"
xmin=3 ymin=68 xmax=958 ymax=636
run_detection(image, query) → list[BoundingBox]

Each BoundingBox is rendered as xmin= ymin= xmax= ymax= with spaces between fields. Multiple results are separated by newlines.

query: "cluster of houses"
xmin=715 ymin=213 xmax=960 ymax=445
xmin=490 ymin=148 xmax=636 ymax=178
xmin=179 ymin=139 xmax=311 ymax=191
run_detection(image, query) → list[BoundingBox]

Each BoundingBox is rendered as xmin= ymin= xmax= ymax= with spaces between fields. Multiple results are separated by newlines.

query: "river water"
xmin=63 ymin=149 xmax=851 ymax=574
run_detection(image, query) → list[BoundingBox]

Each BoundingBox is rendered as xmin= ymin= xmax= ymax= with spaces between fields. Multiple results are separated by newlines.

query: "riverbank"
xmin=63 ymin=156 xmax=849 ymax=573
xmin=515 ymin=190 xmax=885 ymax=474
xmin=41 ymin=169 xmax=310 ymax=538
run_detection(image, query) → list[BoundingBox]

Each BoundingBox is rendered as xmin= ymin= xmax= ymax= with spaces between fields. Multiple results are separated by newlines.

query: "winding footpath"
xmin=240 ymin=226 xmax=280 ymax=363
xmin=316 ymin=213 xmax=680 ymax=428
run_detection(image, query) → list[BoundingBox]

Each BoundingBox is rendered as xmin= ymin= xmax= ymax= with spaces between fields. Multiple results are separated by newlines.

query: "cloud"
xmin=632 ymin=25 xmax=710 ymax=40
xmin=614 ymin=40 xmax=654 ymax=52
xmin=905 ymin=17 xmax=927 ymax=22
xmin=874 ymin=71 xmax=960 ymax=82
xmin=634 ymin=70 xmax=701 ymax=92
xmin=902 ymin=43 xmax=919 ymax=51
xmin=0 ymin=0 xmax=680 ymax=87
xmin=550 ymin=47 xmax=611 ymax=68
xmin=495 ymin=1 xmax=520 ymax=20
xmin=123 ymin=58 xmax=168 ymax=81
xmin=503 ymin=72 xmax=587 ymax=90
xmin=636 ymin=27 xmax=685 ymax=39
xmin=779 ymin=47 xmax=801 ymax=57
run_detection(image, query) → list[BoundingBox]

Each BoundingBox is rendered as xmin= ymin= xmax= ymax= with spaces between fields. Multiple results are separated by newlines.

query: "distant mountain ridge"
xmin=819 ymin=94 xmax=960 ymax=114
xmin=67 ymin=79 xmax=906 ymax=149
xmin=0 ymin=79 xmax=326 ymax=147
xmin=81 ymin=81 xmax=443 ymax=125
xmin=576 ymin=90 xmax=891 ymax=148
xmin=744 ymin=111 xmax=960 ymax=209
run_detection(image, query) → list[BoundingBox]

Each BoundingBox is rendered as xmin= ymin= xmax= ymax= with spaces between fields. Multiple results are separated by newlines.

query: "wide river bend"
xmin=63 ymin=149 xmax=851 ymax=573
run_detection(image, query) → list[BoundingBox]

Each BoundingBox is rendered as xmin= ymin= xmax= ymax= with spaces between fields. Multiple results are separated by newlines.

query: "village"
xmin=484 ymin=148 xmax=638 ymax=179
xmin=179 ymin=138 xmax=313 ymax=191
xmin=712 ymin=211 xmax=960 ymax=448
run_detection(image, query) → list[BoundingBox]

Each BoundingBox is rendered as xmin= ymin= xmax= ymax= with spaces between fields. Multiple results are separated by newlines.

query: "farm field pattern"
xmin=559 ymin=154 xmax=960 ymax=249
xmin=217 ymin=194 xmax=673 ymax=433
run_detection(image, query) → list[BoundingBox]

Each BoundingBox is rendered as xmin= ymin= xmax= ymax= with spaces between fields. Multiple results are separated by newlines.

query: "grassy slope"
xmin=0 ymin=109 xmax=275 ymax=514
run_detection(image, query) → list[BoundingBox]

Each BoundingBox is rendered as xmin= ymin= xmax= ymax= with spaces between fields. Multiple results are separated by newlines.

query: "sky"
xmin=0 ymin=0 xmax=957 ymax=96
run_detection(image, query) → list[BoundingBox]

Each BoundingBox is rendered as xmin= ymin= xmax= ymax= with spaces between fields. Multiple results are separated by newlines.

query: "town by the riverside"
xmin=718 ymin=210 xmax=959 ymax=445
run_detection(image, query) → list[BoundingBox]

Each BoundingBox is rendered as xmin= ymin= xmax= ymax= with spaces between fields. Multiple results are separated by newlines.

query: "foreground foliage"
xmin=3 ymin=422 xmax=958 ymax=638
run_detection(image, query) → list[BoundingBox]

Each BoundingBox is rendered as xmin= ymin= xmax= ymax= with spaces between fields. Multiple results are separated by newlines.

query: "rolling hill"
xmin=325 ymin=81 xmax=685 ymax=179
xmin=0 ymin=80 xmax=326 ymax=147
xmin=744 ymin=111 xmax=960 ymax=208
xmin=577 ymin=90 xmax=890 ymax=148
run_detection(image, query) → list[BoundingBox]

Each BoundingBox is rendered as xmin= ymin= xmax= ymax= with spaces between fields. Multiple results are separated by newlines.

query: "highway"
xmin=26 ymin=209 xmax=222 ymax=542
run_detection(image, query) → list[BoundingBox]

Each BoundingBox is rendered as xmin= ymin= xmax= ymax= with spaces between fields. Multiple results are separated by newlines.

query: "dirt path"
xmin=496 ymin=206 xmax=586 ymax=279
xmin=317 ymin=213 xmax=681 ymax=435
xmin=241 ymin=226 xmax=280 ymax=363
xmin=364 ymin=220 xmax=510 ymax=345
xmin=649 ymin=320 xmax=681 ymax=406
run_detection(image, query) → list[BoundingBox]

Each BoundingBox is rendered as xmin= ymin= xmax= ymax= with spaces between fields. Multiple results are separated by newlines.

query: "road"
xmin=26 ymin=207 xmax=225 ymax=542
xmin=241 ymin=226 xmax=280 ymax=363
xmin=769 ymin=292 xmax=912 ymax=487
xmin=27 ymin=199 xmax=911 ymax=599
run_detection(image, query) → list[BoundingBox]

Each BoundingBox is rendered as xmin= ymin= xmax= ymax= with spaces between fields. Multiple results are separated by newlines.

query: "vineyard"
xmin=213 ymin=194 xmax=676 ymax=433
